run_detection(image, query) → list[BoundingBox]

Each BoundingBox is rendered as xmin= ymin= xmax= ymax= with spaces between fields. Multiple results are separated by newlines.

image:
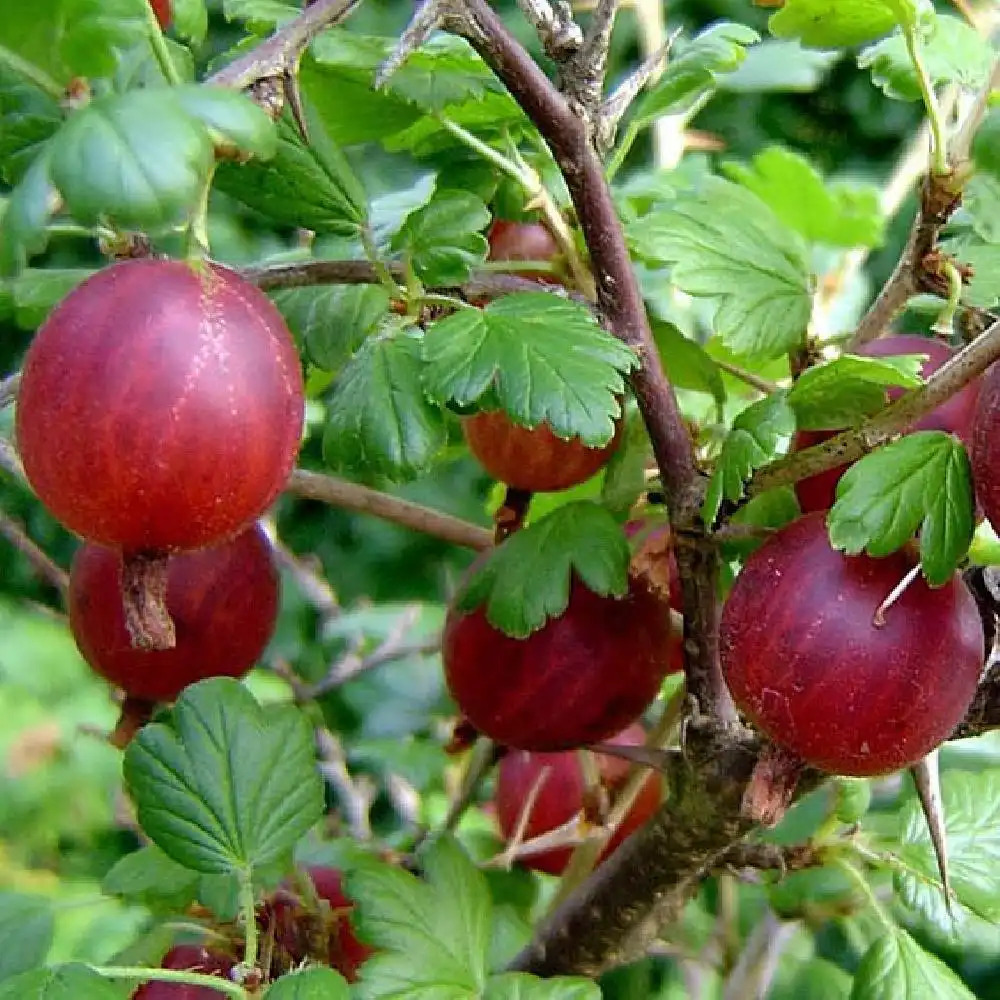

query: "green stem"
xmin=903 ymin=23 xmax=948 ymax=175
xmin=185 ymin=165 xmax=217 ymax=260
xmin=850 ymin=841 xmax=947 ymax=896
xmin=145 ymin=2 xmax=183 ymax=86
xmin=438 ymin=117 xmax=534 ymax=188
xmin=834 ymin=857 xmax=894 ymax=933
xmin=932 ymin=260 xmax=964 ymax=336
xmin=0 ymin=42 xmax=63 ymax=100
xmin=360 ymin=226 xmax=404 ymax=297
xmin=90 ymin=966 xmax=246 ymax=999
xmin=238 ymin=870 xmax=259 ymax=974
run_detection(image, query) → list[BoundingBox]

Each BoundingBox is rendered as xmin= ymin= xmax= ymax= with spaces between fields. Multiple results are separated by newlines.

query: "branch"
xmin=206 ymin=0 xmax=363 ymax=90
xmin=516 ymin=0 xmax=583 ymax=61
xmin=287 ymin=469 xmax=493 ymax=551
xmin=750 ymin=314 xmax=1000 ymax=497
xmin=0 ymin=371 xmax=20 ymax=409
xmin=0 ymin=509 xmax=69 ymax=597
xmin=846 ymin=168 xmax=966 ymax=351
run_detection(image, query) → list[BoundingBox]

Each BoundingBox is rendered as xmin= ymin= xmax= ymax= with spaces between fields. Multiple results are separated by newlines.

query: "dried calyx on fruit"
xmin=16 ymin=258 xmax=304 ymax=649
xmin=443 ymin=565 xmax=678 ymax=751
xmin=132 ymin=945 xmax=236 ymax=998
xmin=794 ymin=334 xmax=981 ymax=513
xmin=496 ymin=722 xmax=662 ymax=875
xmin=462 ymin=410 xmax=623 ymax=493
xmin=720 ymin=512 xmax=983 ymax=777
xmin=261 ymin=866 xmax=373 ymax=983
xmin=69 ymin=524 xmax=279 ymax=704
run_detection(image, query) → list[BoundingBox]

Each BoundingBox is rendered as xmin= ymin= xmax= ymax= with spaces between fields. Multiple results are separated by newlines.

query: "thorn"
xmin=376 ymin=0 xmax=444 ymax=89
xmin=283 ymin=69 xmax=310 ymax=144
xmin=873 ymin=564 xmax=922 ymax=627
xmin=910 ymin=750 xmax=955 ymax=917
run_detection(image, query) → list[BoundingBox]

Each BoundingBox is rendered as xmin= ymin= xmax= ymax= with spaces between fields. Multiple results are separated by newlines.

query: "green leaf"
xmin=323 ymin=329 xmax=447 ymax=481
xmin=724 ymin=487 xmax=800 ymax=560
xmin=272 ymin=284 xmax=391 ymax=372
xmin=392 ymin=189 xmax=489 ymax=286
xmin=850 ymin=927 xmax=975 ymax=999
xmin=174 ymin=86 xmax=277 ymax=160
xmin=719 ymin=40 xmax=839 ymax=93
xmin=859 ymin=15 xmax=994 ymax=101
xmin=964 ymin=174 xmax=1000 ymax=244
xmin=770 ymin=0 xmax=930 ymax=49
xmin=628 ymin=178 xmax=812 ymax=361
xmin=948 ymin=241 xmax=1000 ymax=309
xmin=4 ymin=267 xmax=93 ymax=328
xmin=723 ymin=146 xmax=884 ymax=248
xmin=973 ymin=108 xmax=1000 ymax=181
xmin=0 ymin=65 xmax=62 ymax=186
xmin=0 ymin=893 xmax=53 ymax=982
xmin=347 ymin=836 xmax=491 ymax=999
xmin=827 ymin=431 xmax=975 ymax=585
xmin=601 ymin=409 xmax=652 ymax=517
xmin=0 ymin=965 xmax=122 ymax=1000
xmin=172 ymin=0 xmax=209 ymax=44
xmin=649 ymin=318 xmax=726 ymax=408
xmin=896 ymin=771 xmax=1000 ymax=926
xmin=484 ymin=974 xmax=601 ymax=1000
xmin=630 ymin=22 xmax=760 ymax=126
xmin=49 ymin=89 xmax=215 ymax=230
xmin=214 ymin=103 xmax=367 ymax=236
xmin=703 ymin=392 xmax=796 ymax=525
xmin=422 ymin=293 xmax=637 ymax=446
xmin=787 ymin=354 xmax=924 ymax=430
xmin=101 ymin=844 xmax=200 ymax=910
xmin=0 ymin=148 xmax=58 ymax=275
xmin=122 ymin=678 xmax=325 ymax=876
xmin=459 ymin=501 xmax=629 ymax=637
xmin=265 ymin=967 xmax=350 ymax=999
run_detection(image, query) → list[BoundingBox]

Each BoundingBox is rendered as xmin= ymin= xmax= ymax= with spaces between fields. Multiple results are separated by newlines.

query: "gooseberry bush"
xmin=1 ymin=0 xmax=1000 ymax=997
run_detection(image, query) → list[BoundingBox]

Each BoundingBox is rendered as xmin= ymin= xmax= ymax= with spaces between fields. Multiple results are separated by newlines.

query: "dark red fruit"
xmin=487 ymin=220 xmax=561 ymax=280
xmin=719 ymin=512 xmax=983 ymax=776
xmin=69 ymin=525 xmax=279 ymax=702
xmin=973 ymin=363 xmax=1000 ymax=534
xmin=133 ymin=945 xmax=235 ymax=998
xmin=264 ymin=866 xmax=373 ymax=983
xmin=496 ymin=723 xmax=662 ymax=875
xmin=148 ymin=0 xmax=171 ymax=30
xmin=794 ymin=336 xmax=981 ymax=513
xmin=443 ymin=572 xmax=678 ymax=751
xmin=462 ymin=411 xmax=622 ymax=492
xmin=16 ymin=258 xmax=304 ymax=553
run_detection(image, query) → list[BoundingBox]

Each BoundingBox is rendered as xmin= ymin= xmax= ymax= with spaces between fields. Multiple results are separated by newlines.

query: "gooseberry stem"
xmin=90 ymin=965 xmax=246 ymax=999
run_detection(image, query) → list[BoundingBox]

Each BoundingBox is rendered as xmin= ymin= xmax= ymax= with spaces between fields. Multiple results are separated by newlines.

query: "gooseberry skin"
xmin=462 ymin=411 xmax=621 ymax=492
xmin=793 ymin=336 xmax=981 ymax=514
xmin=719 ymin=512 xmax=983 ymax=777
xmin=973 ymin=364 xmax=1000 ymax=534
xmin=496 ymin=723 xmax=662 ymax=875
xmin=69 ymin=525 xmax=279 ymax=702
xmin=148 ymin=0 xmax=171 ymax=29
xmin=132 ymin=945 xmax=235 ymax=999
xmin=443 ymin=573 xmax=677 ymax=751
xmin=487 ymin=220 xmax=560 ymax=278
xmin=16 ymin=258 xmax=304 ymax=553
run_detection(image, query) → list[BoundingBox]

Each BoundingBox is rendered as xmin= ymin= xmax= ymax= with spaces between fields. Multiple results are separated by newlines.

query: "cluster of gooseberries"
xmin=15 ymin=256 xmax=304 ymax=710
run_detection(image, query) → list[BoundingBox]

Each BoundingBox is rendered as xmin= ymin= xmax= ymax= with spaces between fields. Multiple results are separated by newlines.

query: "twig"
xmin=315 ymin=727 xmax=374 ymax=841
xmin=263 ymin=525 xmax=340 ymax=622
xmin=0 ymin=437 xmax=26 ymax=482
xmin=516 ymin=0 xmax=583 ymax=60
xmin=714 ymin=360 xmax=779 ymax=395
xmin=300 ymin=605 xmax=439 ymax=699
xmin=287 ymin=469 xmax=493 ymax=551
xmin=207 ymin=0 xmax=362 ymax=90
xmin=751 ymin=314 xmax=1000 ymax=497
xmin=722 ymin=912 xmax=801 ymax=1000
xmin=0 ymin=510 xmax=69 ymax=597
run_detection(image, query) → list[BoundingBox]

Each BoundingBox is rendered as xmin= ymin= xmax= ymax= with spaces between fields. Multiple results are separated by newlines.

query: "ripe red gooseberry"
xmin=69 ymin=524 xmax=279 ymax=702
xmin=443 ymin=570 xmax=678 ymax=751
xmin=462 ymin=411 xmax=622 ymax=493
xmin=971 ymin=363 xmax=1000 ymax=535
xmin=148 ymin=0 xmax=171 ymax=30
xmin=486 ymin=219 xmax=561 ymax=280
xmin=794 ymin=335 xmax=980 ymax=513
xmin=16 ymin=257 xmax=304 ymax=554
xmin=263 ymin=866 xmax=373 ymax=982
xmin=719 ymin=512 xmax=983 ymax=776
xmin=132 ymin=945 xmax=235 ymax=999
xmin=496 ymin=723 xmax=662 ymax=875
